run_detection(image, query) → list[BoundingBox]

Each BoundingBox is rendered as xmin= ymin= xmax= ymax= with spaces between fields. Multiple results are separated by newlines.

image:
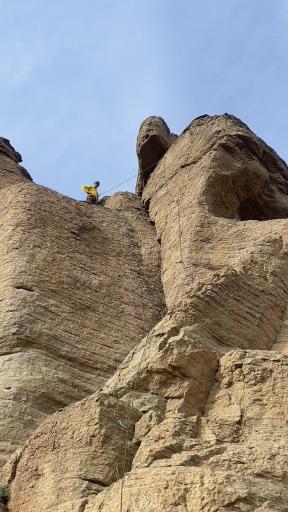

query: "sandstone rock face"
xmin=85 ymin=350 xmax=288 ymax=511
xmin=136 ymin=116 xmax=177 ymax=196
xmin=142 ymin=114 xmax=288 ymax=350
xmin=1 ymin=116 xmax=288 ymax=511
xmin=0 ymin=138 xmax=22 ymax=164
xmin=0 ymin=145 xmax=164 ymax=464
xmin=8 ymin=332 xmax=287 ymax=511
xmin=272 ymin=302 xmax=288 ymax=355
xmin=2 ymin=393 xmax=140 ymax=512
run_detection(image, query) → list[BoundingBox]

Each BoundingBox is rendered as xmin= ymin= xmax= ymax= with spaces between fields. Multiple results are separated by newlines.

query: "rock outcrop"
xmin=0 ymin=140 xmax=164 ymax=465
xmin=86 ymin=350 xmax=288 ymax=511
xmin=1 ymin=115 xmax=288 ymax=511
xmin=1 ymin=392 xmax=140 ymax=511
xmin=0 ymin=138 xmax=22 ymax=165
xmin=136 ymin=116 xmax=177 ymax=196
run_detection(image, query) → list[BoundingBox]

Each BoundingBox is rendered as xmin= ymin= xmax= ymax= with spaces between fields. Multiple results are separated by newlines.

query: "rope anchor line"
xmin=99 ymin=158 xmax=161 ymax=197
xmin=117 ymin=329 xmax=154 ymax=512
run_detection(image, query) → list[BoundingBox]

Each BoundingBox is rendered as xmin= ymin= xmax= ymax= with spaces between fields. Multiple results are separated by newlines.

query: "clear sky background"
xmin=0 ymin=0 xmax=287 ymax=199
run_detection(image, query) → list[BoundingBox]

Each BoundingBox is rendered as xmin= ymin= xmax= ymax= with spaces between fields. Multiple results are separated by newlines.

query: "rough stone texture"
xmin=142 ymin=114 xmax=288 ymax=351
xmin=0 ymin=138 xmax=22 ymax=164
xmin=85 ymin=350 xmax=288 ymax=511
xmin=3 ymin=346 xmax=288 ymax=511
xmin=105 ymin=320 xmax=220 ymax=417
xmin=0 ymin=149 xmax=164 ymax=464
xmin=135 ymin=116 xmax=177 ymax=196
xmin=272 ymin=302 xmax=288 ymax=355
xmin=103 ymin=191 xmax=143 ymax=210
xmin=2 ymin=115 xmax=288 ymax=511
xmin=2 ymin=393 xmax=140 ymax=512
xmin=0 ymin=319 xmax=220 ymax=511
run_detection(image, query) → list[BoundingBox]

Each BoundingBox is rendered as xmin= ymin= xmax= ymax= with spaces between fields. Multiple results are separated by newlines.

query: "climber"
xmin=81 ymin=180 xmax=100 ymax=204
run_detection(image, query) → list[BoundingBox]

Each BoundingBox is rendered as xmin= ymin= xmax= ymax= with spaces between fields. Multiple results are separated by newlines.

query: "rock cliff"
xmin=0 ymin=143 xmax=164 ymax=465
xmin=0 ymin=114 xmax=288 ymax=511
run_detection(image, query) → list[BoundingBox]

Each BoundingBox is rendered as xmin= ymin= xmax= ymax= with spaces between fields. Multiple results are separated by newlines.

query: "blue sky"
xmin=0 ymin=0 xmax=287 ymax=199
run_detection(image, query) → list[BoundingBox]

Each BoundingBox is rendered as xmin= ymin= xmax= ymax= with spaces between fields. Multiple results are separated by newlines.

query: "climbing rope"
xmin=114 ymin=159 xmax=189 ymax=509
xmin=100 ymin=174 xmax=137 ymax=197
xmin=99 ymin=159 xmax=162 ymax=198
xmin=98 ymin=152 xmax=188 ymax=272
xmin=105 ymin=155 xmax=189 ymax=511
xmin=116 ymin=328 xmax=154 ymax=512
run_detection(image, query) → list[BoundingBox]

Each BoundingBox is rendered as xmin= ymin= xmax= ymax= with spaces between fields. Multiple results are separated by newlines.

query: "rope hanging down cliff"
xmin=116 ymin=328 xmax=155 ymax=512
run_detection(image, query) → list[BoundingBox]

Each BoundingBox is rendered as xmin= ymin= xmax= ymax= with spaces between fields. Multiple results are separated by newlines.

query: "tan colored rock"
xmin=142 ymin=114 xmax=288 ymax=353
xmin=132 ymin=414 xmax=200 ymax=468
xmin=88 ymin=115 xmax=288 ymax=510
xmin=133 ymin=408 xmax=164 ymax=443
xmin=103 ymin=191 xmax=143 ymax=210
xmin=85 ymin=350 xmax=288 ymax=511
xmin=0 ymin=138 xmax=22 ymax=164
xmin=2 ymin=114 xmax=288 ymax=511
xmin=0 ymin=149 xmax=164 ymax=464
xmin=2 ymin=392 xmax=140 ymax=512
xmin=0 ymin=319 xmax=220 ymax=511
xmin=104 ymin=320 xmax=220 ymax=416
xmin=135 ymin=116 xmax=177 ymax=196
xmin=272 ymin=302 xmax=288 ymax=355
xmin=85 ymin=463 xmax=288 ymax=512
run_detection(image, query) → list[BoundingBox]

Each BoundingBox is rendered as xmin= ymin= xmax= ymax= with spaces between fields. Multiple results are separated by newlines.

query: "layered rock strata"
xmin=1 ymin=115 xmax=288 ymax=511
xmin=0 ymin=142 xmax=164 ymax=464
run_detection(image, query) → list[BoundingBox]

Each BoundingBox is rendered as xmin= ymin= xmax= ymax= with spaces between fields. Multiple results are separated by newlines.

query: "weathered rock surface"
xmin=1 ymin=115 xmax=288 ymax=511
xmin=1 ymin=393 xmax=140 ymax=512
xmin=11 ymin=342 xmax=286 ymax=511
xmin=136 ymin=116 xmax=177 ymax=196
xmin=0 ymin=143 xmax=164 ymax=464
xmin=0 ymin=138 xmax=22 ymax=164
xmin=142 ymin=114 xmax=288 ymax=349
xmin=85 ymin=350 xmax=288 ymax=511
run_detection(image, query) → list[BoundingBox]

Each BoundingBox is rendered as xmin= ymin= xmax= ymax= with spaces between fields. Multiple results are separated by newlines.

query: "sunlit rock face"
xmin=2 ymin=114 xmax=288 ymax=512
xmin=142 ymin=114 xmax=288 ymax=349
xmin=0 ymin=139 xmax=164 ymax=464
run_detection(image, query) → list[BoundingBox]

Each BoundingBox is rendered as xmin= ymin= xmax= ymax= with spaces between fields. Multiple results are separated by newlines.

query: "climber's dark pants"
xmin=86 ymin=195 xmax=97 ymax=205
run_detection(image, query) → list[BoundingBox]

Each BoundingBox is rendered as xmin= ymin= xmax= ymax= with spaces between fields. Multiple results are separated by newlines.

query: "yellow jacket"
xmin=81 ymin=185 xmax=99 ymax=200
